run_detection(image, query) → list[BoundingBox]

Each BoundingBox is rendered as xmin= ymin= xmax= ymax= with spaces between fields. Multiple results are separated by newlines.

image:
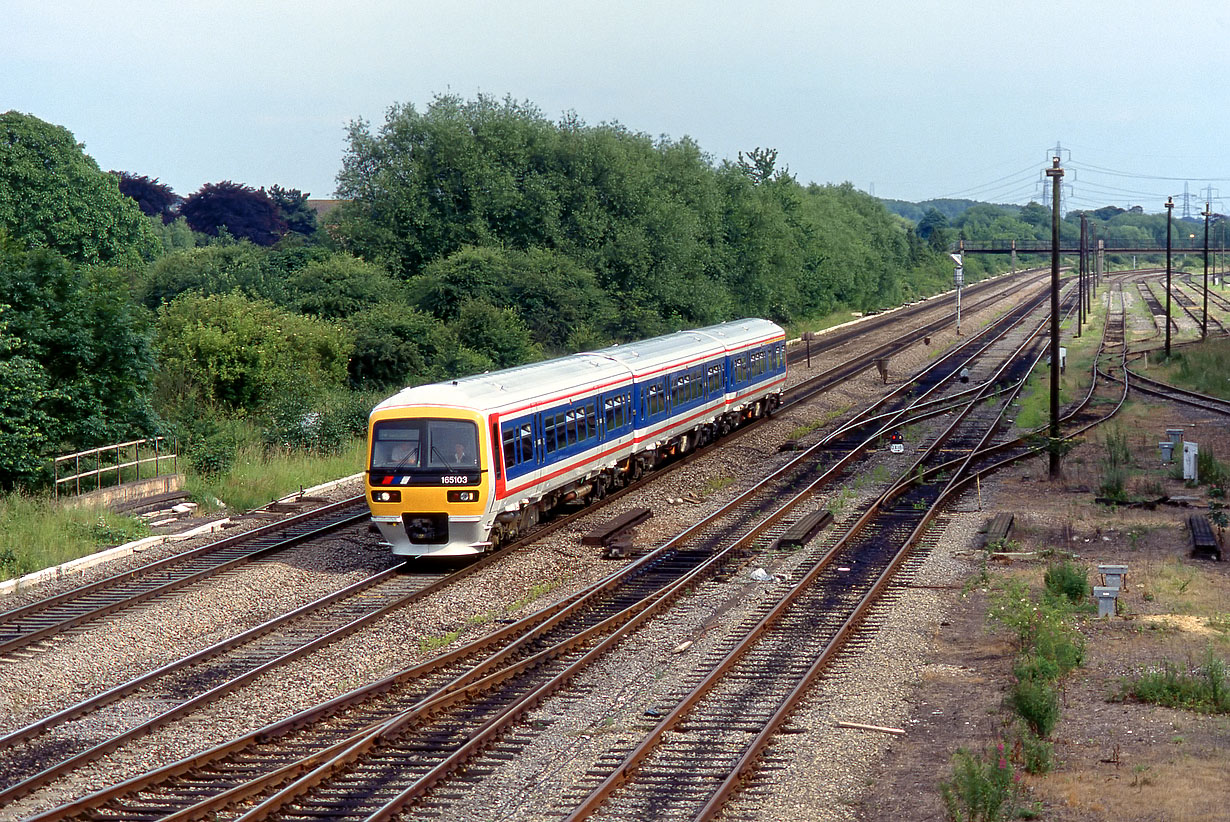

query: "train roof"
xmin=593 ymin=329 xmax=725 ymax=376
xmin=372 ymin=352 xmax=627 ymax=415
xmin=370 ymin=318 xmax=785 ymax=417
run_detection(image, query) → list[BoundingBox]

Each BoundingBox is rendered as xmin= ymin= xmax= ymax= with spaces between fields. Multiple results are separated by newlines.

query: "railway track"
xmin=623 ymin=282 xmax=1132 ymax=822
xmin=26 ymin=278 xmax=1067 ymax=822
xmin=1123 ymin=367 xmax=1230 ymax=417
xmin=1135 ymin=278 xmax=1180 ymax=336
xmin=0 ymin=499 xmax=369 ymax=658
xmin=562 ymin=285 xmax=1091 ymax=822
xmin=0 ymin=269 xmax=1058 ymax=813
xmin=1171 ymin=277 xmax=1229 ymax=334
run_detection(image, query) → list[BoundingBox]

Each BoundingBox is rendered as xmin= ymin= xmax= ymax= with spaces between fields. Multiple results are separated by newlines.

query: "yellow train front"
xmin=366 ymin=404 xmax=493 ymax=557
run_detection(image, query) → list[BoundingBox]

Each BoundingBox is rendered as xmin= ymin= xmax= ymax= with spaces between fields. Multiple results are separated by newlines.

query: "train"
xmin=365 ymin=318 xmax=788 ymax=558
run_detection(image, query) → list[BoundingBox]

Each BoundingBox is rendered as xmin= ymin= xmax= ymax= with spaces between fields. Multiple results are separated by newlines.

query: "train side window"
xmin=565 ymin=409 xmax=578 ymax=445
xmin=648 ymin=382 xmax=665 ymax=416
xmin=544 ymin=414 xmax=558 ymax=454
xmin=519 ymin=423 xmax=533 ymax=463
xmin=502 ymin=425 xmax=518 ymax=469
xmin=585 ymin=403 xmax=597 ymax=440
xmin=606 ymin=393 xmax=628 ymax=431
xmin=707 ymin=363 xmax=722 ymax=395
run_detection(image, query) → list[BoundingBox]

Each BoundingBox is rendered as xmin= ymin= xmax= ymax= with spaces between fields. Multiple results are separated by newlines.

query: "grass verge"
xmin=0 ymin=496 xmax=151 ymax=581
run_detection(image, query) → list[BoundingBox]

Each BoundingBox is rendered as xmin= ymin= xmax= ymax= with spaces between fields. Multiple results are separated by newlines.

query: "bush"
xmin=187 ymin=432 xmax=237 ymax=477
xmin=155 ymin=292 xmax=351 ymax=414
xmin=1010 ymin=679 xmax=1061 ymax=738
xmin=1197 ymin=447 xmax=1228 ymax=486
xmin=1031 ymin=619 xmax=1085 ymax=677
xmin=1013 ymin=653 xmax=1060 ymax=684
xmin=1098 ymin=426 xmax=1132 ymax=501
xmin=262 ymin=389 xmax=373 ymax=455
xmin=1016 ymin=728 xmax=1053 ymax=775
xmin=939 ymin=744 xmax=1018 ymax=822
xmin=1044 ymin=560 xmax=1089 ymax=604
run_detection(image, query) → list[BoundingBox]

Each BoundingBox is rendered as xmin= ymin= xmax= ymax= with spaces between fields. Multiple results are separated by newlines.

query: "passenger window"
xmin=502 ymin=426 xmax=518 ymax=469
xmin=519 ymin=424 xmax=533 ymax=463
xmin=544 ymin=415 xmax=557 ymax=454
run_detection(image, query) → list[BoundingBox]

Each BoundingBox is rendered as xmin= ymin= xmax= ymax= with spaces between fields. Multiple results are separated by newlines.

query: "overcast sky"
xmin=7 ymin=1 xmax=1230 ymax=214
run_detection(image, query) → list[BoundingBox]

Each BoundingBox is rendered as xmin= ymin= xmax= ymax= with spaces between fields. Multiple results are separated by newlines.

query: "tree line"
xmin=1 ymin=99 xmax=991 ymax=491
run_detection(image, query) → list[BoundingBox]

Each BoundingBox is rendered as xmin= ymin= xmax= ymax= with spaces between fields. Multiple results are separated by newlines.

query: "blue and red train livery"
xmin=365 ymin=318 xmax=787 ymax=557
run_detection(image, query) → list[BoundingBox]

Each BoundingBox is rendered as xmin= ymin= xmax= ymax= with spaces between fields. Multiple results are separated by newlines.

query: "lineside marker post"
xmin=949 ymin=251 xmax=964 ymax=336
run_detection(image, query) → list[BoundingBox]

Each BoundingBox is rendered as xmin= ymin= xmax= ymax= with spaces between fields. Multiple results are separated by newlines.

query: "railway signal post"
xmin=1202 ymin=201 xmax=1212 ymax=338
xmin=1165 ymin=196 xmax=1174 ymax=358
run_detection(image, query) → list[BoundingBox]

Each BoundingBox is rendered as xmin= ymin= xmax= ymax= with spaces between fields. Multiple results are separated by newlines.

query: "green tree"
xmin=345 ymin=303 xmax=488 ymax=389
xmin=155 ymin=292 xmax=350 ymax=413
xmin=0 ymin=304 xmax=55 ymax=490
xmin=0 ymin=112 xmax=160 ymax=265
xmin=452 ymin=299 xmax=542 ymax=369
xmin=0 ymin=242 xmax=157 ymax=451
xmin=267 ymin=185 xmax=318 ymax=236
xmin=138 ymin=243 xmax=272 ymax=308
xmin=287 ymin=253 xmax=404 ymax=319
xmin=331 ymin=92 xmax=961 ymax=337
xmin=916 ymin=207 xmax=949 ymax=239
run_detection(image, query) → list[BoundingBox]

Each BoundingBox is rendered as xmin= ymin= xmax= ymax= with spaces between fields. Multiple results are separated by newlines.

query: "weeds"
xmin=939 ymin=743 xmax=1019 ymax=822
xmin=419 ymin=628 xmax=462 ymax=655
xmin=700 ymin=475 xmax=736 ymax=496
xmin=1098 ymin=425 xmax=1132 ymax=501
xmin=988 ymin=577 xmax=1084 ymax=737
xmin=510 ymin=580 xmax=560 ymax=612
xmin=1119 ymin=648 xmax=1230 ymax=714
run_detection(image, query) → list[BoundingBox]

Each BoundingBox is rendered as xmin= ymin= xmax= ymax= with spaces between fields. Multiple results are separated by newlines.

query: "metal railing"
xmin=53 ymin=437 xmax=179 ymax=499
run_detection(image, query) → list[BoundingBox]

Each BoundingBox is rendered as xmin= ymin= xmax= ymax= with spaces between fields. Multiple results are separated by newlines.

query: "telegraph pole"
xmin=1202 ymin=201 xmax=1212 ymax=338
xmin=1046 ymin=157 xmax=1063 ymax=479
xmin=1077 ymin=214 xmax=1086 ymax=334
xmin=1165 ymin=196 xmax=1174 ymax=359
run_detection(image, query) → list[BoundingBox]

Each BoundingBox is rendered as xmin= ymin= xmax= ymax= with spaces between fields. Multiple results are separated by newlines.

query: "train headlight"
xmin=371 ymin=489 xmax=402 ymax=503
xmin=447 ymin=490 xmax=479 ymax=503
